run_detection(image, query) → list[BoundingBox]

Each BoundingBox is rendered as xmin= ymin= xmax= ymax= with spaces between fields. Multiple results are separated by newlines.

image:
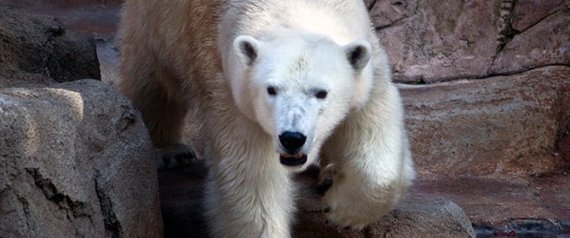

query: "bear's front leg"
xmin=320 ymin=85 xmax=415 ymax=229
xmin=204 ymin=151 xmax=295 ymax=238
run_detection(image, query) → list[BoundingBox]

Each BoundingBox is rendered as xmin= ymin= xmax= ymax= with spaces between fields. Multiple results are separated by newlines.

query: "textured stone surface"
xmin=402 ymin=66 xmax=570 ymax=177
xmin=0 ymin=5 xmax=162 ymax=236
xmin=0 ymin=0 xmax=122 ymax=39
xmin=365 ymin=199 xmax=475 ymax=238
xmin=413 ymin=176 xmax=555 ymax=225
xmin=0 ymin=5 xmax=100 ymax=84
xmin=0 ymin=80 xmax=163 ymax=237
xmin=489 ymin=7 xmax=570 ymax=75
xmin=367 ymin=0 xmax=570 ymax=83
xmin=411 ymin=172 xmax=570 ymax=236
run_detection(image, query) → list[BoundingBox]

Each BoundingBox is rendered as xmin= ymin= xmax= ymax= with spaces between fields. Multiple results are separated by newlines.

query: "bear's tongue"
xmin=279 ymin=153 xmax=307 ymax=166
xmin=280 ymin=153 xmax=303 ymax=159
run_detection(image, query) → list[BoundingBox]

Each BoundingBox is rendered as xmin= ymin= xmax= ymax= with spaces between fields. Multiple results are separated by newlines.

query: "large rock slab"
xmin=0 ymin=5 xmax=100 ymax=86
xmin=411 ymin=174 xmax=570 ymax=236
xmin=0 ymin=80 xmax=163 ymax=237
xmin=367 ymin=0 xmax=570 ymax=83
xmin=489 ymin=7 xmax=570 ymax=75
xmin=402 ymin=66 xmax=570 ymax=176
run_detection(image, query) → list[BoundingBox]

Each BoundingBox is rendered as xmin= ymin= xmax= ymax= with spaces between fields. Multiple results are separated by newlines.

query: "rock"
xmin=401 ymin=66 xmax=570 ymax=177
xmin=510 ymin=0 xmax=568 ymax=32
xmin=489 ymin=7 xmax=570 ymax=75
xmin=475 ymin=218 xmax=566 ymax=237
xmin=97 ymin=40 xmax=121 ymax=86
xmin=411 ymin=176 xmax=558 ymax=227
xmin=0 ymin=5 xmax=100 ymax=85
xmin=366 ymin=198 xmax=475 ymax=238
xmin=0 ymin=5 xmax=161 ymax=237
xmin=0 ymin=1 xmax=122 ymax=39
xmin=369 ymin=0 xmax=570 ymax=83
xmin=0 ymin=80 xmax=163 ymax=237
xmin=293 ymin=168 xmax=475 ymax=238
xmin=373 ymin=0 xmax=501 ymax=82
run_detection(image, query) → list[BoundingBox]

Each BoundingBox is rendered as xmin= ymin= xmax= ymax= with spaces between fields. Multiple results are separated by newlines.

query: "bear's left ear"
xmin=234 ymin=35 xmax=262 ymax=66
xmin=343 ymin=40 xmax=371 ymax=72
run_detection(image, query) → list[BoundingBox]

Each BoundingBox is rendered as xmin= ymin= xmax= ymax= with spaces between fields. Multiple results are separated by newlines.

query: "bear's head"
xmin=227 ymin=33 xmax=373 ymax=169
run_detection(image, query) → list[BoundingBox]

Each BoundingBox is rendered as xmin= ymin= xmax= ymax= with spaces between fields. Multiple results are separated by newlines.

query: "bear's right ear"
xmin=234 ymin=35 xmax=261 ymax=66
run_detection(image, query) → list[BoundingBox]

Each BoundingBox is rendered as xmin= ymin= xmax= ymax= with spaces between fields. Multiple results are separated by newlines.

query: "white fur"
xmin=119 ymin=0 xmax=414 ymax=237
xmin=211 ymin=0 xmax=414 ymax=235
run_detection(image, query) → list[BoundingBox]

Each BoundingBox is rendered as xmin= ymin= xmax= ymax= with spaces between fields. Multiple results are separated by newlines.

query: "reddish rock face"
xmin=402 ymin=66 xmax=570 ymax=177
xmin=366 ymin=0 xmax=570 ymax=83
xmin=489 ymin=7 xmax=570 ymax=75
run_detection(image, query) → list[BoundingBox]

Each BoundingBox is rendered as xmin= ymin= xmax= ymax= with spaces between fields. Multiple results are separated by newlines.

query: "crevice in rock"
xmin=471 ymin=63 xmax=570 ymax=81
xmin=486 ymin=0 xmax=518 ymax=75
xmin=373 ymin=1 xmax=418 ymax=32
xmin=374 ymin=16 xmax=410 ymax=31
xmin=94 ymin=172 xmax=122 ymax=238
xmin=116 ymin=105 xmax=136 ymax=133
xmin=17 ymin=196 xmax=32 ymax=231
xmin=487 ymin=6 xmax=563 ymax=73
xmin=0 ymin=185 xmax=9 ymax=194
xmin=25 ymin=168 xmax=92 ymax=218
xmin=366 ymin=0 xmax=378 ymax=12
xmin=496 ymin=0 xmax=518 ymax=52
xmin=514 ymin=8 xmax=563 ymax=36
xmin=395 ymin=64 xmax=570 ymax=85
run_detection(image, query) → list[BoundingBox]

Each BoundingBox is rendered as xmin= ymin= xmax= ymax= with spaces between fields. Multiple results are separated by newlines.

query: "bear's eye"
xmin=267 ymin=86 xmax=277 ymax=96
xmin=315 ymin=90 xmax=328 ymax=99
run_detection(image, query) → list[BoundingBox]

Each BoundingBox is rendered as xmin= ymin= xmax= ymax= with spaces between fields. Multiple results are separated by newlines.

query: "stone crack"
xmin=94 ymin=172 xmax=122 ymax=238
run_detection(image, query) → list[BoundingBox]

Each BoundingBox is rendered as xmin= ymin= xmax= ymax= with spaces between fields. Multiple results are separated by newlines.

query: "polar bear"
xmin=119 ymin=0 xmax=415 ymax=237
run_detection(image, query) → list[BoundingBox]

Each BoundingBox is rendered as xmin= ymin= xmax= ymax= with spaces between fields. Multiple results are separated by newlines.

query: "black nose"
xmin=279 ymin=131 xmax=306 ymax=154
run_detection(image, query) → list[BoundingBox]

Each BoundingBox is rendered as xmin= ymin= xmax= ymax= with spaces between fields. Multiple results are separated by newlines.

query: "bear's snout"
xmin=279 ymin=131 xmax=306 ymax=154
xmin=278 ymin=131 xmax=308 ymax=166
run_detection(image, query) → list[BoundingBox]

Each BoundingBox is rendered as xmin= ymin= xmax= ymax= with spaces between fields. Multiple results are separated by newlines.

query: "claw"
xmin=315 ymin=182 xmax=332 ymax=196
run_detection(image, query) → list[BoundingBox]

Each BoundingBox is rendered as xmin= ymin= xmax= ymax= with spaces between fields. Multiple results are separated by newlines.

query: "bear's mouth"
xmin=279 ymin=153 xmax=307 ymax=166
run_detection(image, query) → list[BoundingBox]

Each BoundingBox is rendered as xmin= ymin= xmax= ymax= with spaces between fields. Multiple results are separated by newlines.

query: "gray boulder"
xmin=0 ymin=80 xmax=163 ymax=237
xmin=0 ymin=4 xmax=163 ymax=237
